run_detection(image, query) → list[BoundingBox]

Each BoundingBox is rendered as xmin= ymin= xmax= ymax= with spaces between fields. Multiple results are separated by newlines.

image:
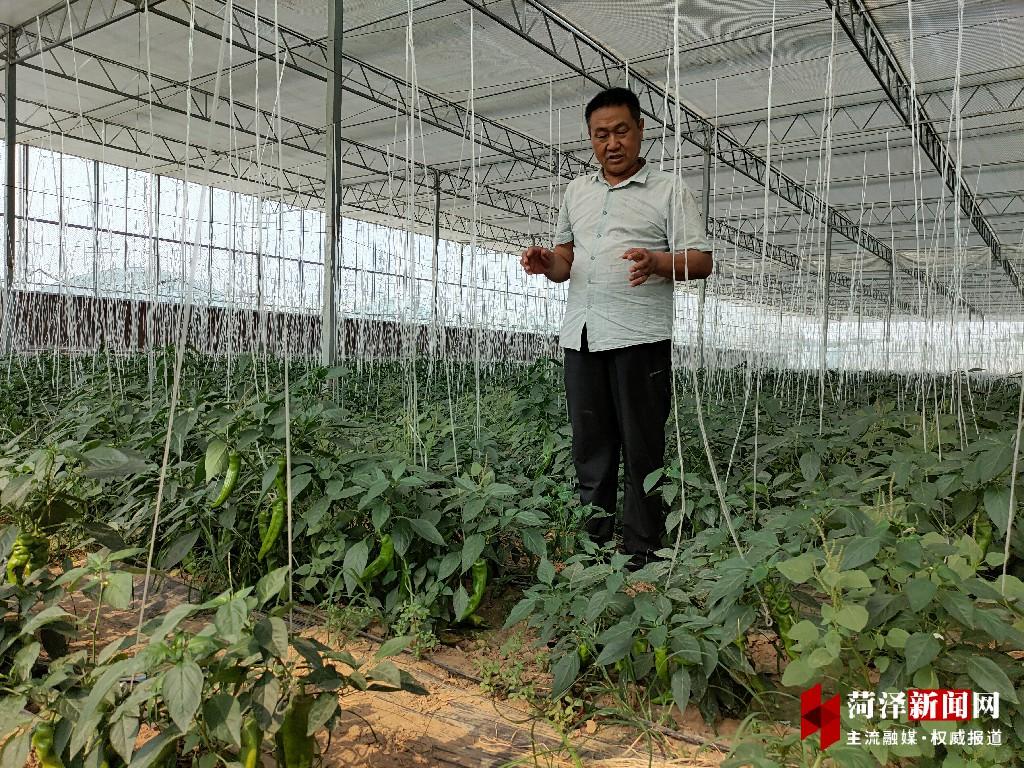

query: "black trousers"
xmin=564 ymin=327 xmax=672 ymax=557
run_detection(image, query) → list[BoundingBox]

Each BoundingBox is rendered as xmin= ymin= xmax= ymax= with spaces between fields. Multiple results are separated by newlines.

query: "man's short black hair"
xmin=585 ymin=87 xmax=642 ymax=127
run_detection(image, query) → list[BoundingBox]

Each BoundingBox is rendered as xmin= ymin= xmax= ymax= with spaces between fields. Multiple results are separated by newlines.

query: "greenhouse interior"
xmin=1 ymin=1 xmax=1023 ymax=767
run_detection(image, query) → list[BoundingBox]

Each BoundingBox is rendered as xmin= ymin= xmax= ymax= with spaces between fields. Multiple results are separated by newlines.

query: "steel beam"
xmin=154 ymin=0 xmax=590 ymax=183
xmin=825 ymin=0 xmax=1020 ymax=301
xmin=0 ymin=0 xmax=163 ymax=66
xmin=461 ymin=0 xmax=975 ymax=316
xmin=172 ymin=0 xmax=942 ymax=316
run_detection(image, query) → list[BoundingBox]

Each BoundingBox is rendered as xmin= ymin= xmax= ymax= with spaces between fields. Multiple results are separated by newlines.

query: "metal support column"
xmin=92 ymin=159 xmax=100 ymax=296
xmin=3 ymin=27 xmax=16 ymax=354
xmin=321 ymin=0 xmax=343 ymax=365
xmin=430 ymin=169 xmax=440 ymax=330
xmin=819 ymin=225 xmax=833 ymax=433
xmin=885 ymin=234 xmax=896 ymax=369
xmin=697 ymin=147 xmax=711 ymax=369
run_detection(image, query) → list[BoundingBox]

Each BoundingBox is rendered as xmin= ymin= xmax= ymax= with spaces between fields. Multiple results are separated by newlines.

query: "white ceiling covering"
xmin=0 ymin=0 xmax=53 ymax=27
xmin=2 ymin=0 xmax=1023 ymax=317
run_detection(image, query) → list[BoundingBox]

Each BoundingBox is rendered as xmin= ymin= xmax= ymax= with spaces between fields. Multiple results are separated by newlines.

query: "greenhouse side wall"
xmin=2 ymin=289 xmax=561 ymax=362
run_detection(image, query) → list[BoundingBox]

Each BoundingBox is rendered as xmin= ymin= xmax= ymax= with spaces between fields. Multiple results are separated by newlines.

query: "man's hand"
xmin=521 ymin=246 xmax=554 ymax=276
xmin=622 ymin=248 xmax=659 ymax=287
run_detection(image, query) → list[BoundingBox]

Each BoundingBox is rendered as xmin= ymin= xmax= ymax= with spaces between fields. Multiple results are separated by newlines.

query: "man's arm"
xmin=521 ymin=242 xmax=574 ymax=283
xmin=654 ymin=249 xmax=712 ymax=281
xmin=622 ymin=248 xmax=712 ymax=286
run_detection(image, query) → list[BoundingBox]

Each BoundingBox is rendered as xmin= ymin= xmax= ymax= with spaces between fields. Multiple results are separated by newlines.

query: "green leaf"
xmin=81 ymin=446 xmax=152 ymax=478
xmin=551 ymin=651 xmax=580 ymax=698
xmin=585 ymin=591 xmax=611 ymax=623
xmin=367 ymin=661 xmax=402 ymax=688
xmin=452 ymin=586 xmax=469 ymax=621
xmin=358 ymin=479 xmax=390 ymax=510
xmin=974 ymin=445 xmax=1013 ymax=484
xmin=537 ymin=558 xmax=555 ymax=586
xmin=255 ymin=566 xmax=289 ymax=606
xmin=203 ymin=693 xmax=242 ymax=748
xmin=21 ymin=605 xmax=72 ymax=636
xmin=462 ymin=497 xmax=486 ymax=522
xmin=110 ymin=708 xmax=140 ymax=764
xmin=436 ymin=551 xmax=461 ymax=581
xmin=164 ymin=661 xmax=204 ymax=733
xmin=408 ymin=518 xmax=445 ymax=546
xmin=213 ymin=597 xmax=248 ymax=643
xmin=104 ymin=571 xmax=134 ymax=610
xmin=781 ymin=658 xmax=815 ymax=687
xmin=904 ymin=633 xmax=941 ymax=674
xmin=595 ymin=623 xmax=635 ymax=666
xmin=799 ymin=451 xmax=820 ymax=483
xmin=905 ymin=577 xmax=937 ymax=612
xmin=158 ymin=530 xmax=200 ymax=571
xmin=504 ymin=597 xmax=535 ymax=628
xmin=205 ymin=438 xmax=228 ymax=480
xmin=0 ymin=697 xmax=29 ymax=742
xmin=787 ymin=620 xmax=819 ymax=645
xmin=776 ymin=553 xmax=815 ymax=584
xmin=0 ymin=729 xmax=31 ymax=768
xmin=671 ymin=667 xmax=692 ymax=714
xmin=461 ymin=534 xmax=485 ymax=573
xmin=254 ymin=617 xmax=289 ymax=659
xmin=820 ymin=746 xmax=881 ymax=768
xmin=128 ymin=731 xmax=181 ymax=768
xmin=643 ymin=468 xmax=664 ymax=495
xmin=937 ymin=589 xmax=975 ymax=628
xmin=983 ymin=486 xmax=1012 ymax=539
xmin=343 ymin=539 xmax=369 ymax=588
xmin=520 ymin=528 xmax=546 ymax=558
xmin=886 ymin=628 xmax=910 ymax=649
xmin=149 ymin=603 xmax=199 ymax=642
xmin=839 ymin=537 xmax=880 ymax=570
xmin=306 ymin=693 xmax=338 ymax=737
xmin=966 ymin=656 xmax=1020 ymax=704
xmin=375 ymin=636 xmax=413 ymax=660
xmin=12 ymin=642 xmax=40 ymax=682
xmin=833 ymin=604 xmax=869 ymax=632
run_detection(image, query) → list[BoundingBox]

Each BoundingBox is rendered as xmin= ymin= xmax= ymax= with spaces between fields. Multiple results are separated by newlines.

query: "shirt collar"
xmin=592 ymin=157 xmax=649 ymax=188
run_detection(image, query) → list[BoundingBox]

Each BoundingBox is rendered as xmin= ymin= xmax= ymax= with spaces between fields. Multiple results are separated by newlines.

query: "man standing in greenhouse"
xmin=520 ymin=87 xmax=713 ymax=570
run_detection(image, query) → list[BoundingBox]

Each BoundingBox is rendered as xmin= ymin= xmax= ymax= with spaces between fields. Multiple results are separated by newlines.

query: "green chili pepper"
xmin=258 ymin=503 xmax=270 ymax=540
xmin=258 ymin=498 xmax=285 ymax=561
xmin=973 ymin=513 xmax=993 ymax=566
xmin=258 ymin=458 xmax=287 ymax=561
xmin=239 ymin=715 xmax=262 ymax=768
xmin=360 ymin=534 xmax=394 ymax=582
xmin=654 ymin=645 xmax=671 ymax=685
xmin=7 ymin=535 xmax=32 ymax=585
xmin=577 ymin=642 xmax=591 ymax=667
xmin=275 ymin=693 xmax=315 ymax=768
xmin=32 ymin=721 xmax=64 ymax=768
xmin=212 ymin=452 xmax=241 ymax=508
xmin=457 ymin=558 xmax=488 ymax=623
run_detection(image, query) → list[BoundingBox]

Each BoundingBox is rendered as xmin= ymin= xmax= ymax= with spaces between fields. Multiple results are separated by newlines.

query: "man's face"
xmin=588 ymin=104 xmax=644 ymax=178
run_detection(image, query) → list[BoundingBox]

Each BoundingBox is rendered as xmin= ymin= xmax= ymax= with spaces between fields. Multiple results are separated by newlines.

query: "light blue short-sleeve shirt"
xmin=554 ymin=160 xmax=712 ymax=352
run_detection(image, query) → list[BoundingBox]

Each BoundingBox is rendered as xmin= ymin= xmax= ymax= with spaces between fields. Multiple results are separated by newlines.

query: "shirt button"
xmin=602 ymin=210 xmax=607 ymax=215
xmin=596 ymin=234 xmax=602 ymax=238
xmin=590 ymin=255 xmax=595 ymax=261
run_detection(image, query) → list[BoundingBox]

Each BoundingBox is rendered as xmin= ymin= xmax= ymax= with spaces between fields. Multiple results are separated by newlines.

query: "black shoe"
xmin=622 ymin=551 xmax=655 ymax=573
